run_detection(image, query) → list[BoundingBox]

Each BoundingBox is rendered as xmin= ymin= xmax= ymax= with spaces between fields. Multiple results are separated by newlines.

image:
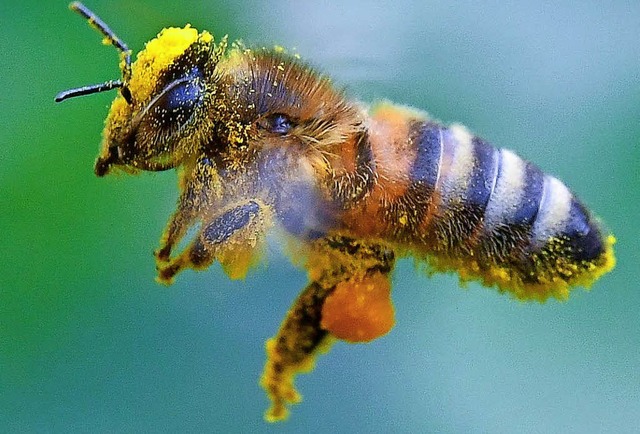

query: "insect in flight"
xmin=56 ymin=2 xmax=616 ymax=422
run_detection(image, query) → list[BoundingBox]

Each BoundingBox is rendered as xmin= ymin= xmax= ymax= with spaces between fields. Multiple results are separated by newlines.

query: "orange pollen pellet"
xmin=320 ymin=272 xmax=395 ymax=343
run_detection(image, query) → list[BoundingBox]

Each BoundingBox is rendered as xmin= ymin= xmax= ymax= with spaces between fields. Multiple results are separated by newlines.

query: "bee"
xmin=56 ymin=2 xmax=616 ymax=422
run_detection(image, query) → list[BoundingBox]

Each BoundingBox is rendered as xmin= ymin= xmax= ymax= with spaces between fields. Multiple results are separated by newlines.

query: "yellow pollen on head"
xmin=101 ymin=94 xmax=131 ymax=157
xmin=107 ymin=94 xmax=130 ymax=122
xmin=128 ymin=26 xmax=208 ymax=103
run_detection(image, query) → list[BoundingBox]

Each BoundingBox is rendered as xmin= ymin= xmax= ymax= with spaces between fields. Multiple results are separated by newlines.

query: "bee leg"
xmin=260 ymin=237 xmax=395 ymax=422
xmin=156 ymin=200 xmax=263 ymax=284
xmin=260 ymin=281 xmax=333 ymax=422
xmin=155 ymin=157 xmax=221 ymax=264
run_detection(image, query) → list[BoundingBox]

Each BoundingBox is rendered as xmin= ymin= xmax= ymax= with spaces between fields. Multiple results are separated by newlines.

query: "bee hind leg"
xmin=260 ymin=281 xmax=333 ymax=422
xmin=156 ymin=200 xmax=265 ymax=284
xmin=260 ymin=237 xmax=396 ymax=422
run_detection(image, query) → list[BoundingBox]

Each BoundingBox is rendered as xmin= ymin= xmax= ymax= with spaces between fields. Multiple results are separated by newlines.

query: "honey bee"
xmin=56 ymin=2 xmax=616 ymax=422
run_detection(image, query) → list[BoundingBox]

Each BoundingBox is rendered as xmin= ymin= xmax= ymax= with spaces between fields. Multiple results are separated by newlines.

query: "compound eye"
xmin=260 ymin=113 xmax=294 ymax=135
xmin=154 ymin=68 xmax=204 ymax=127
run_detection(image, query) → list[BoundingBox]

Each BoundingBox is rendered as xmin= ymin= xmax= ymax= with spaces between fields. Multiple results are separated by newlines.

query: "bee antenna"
xmin=69 ymin=2 xmax=132 ymax=76
xmin=55 ymin=79 xmax=124 ymax=103
xmin=55 ymin=2 xmax=133 ymax=103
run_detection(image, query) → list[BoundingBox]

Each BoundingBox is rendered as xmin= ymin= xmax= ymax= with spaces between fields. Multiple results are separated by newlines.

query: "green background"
xmin=2 ymin=0 xmax=639 ymax=432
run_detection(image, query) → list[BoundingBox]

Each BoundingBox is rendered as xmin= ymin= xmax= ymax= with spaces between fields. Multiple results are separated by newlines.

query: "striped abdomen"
xmin=345 ymin=106 xmax=615 ymax=300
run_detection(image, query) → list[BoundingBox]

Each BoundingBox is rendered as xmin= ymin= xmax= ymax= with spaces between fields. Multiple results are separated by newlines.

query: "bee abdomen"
xmin=480 ymin=148 xmax=606 ymax=264
xmin=403 ymin=121 xmax=614 ymax=299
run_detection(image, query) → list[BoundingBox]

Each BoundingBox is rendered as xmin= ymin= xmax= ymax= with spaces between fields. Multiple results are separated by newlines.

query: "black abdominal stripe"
xmin=410 ymin=122 xmax=605 ymax=264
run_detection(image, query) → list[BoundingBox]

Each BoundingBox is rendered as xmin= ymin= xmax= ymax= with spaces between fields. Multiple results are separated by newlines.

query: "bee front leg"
xmin=156 ymin=200 xmax=266 ymax=284
xmin=260 ymin=237 xmax=396 ymax=422
xmin=155 ymin=156 xmax=221 ymax=264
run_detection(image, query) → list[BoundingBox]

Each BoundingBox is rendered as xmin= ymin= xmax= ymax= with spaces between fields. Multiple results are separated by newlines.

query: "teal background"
xmin=2 ymin=1 xmax=639 ymax=432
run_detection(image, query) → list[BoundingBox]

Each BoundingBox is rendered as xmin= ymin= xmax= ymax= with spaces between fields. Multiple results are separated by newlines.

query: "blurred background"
xmin=1 ymin=0 xmax=639 ymax=432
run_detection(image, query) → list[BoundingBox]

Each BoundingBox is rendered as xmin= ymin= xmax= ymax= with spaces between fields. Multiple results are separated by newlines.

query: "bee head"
xmin=55 ymin=2 xmax=222 ymax=176
xmin=95 ymin=27 xmax=220 ymax=176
